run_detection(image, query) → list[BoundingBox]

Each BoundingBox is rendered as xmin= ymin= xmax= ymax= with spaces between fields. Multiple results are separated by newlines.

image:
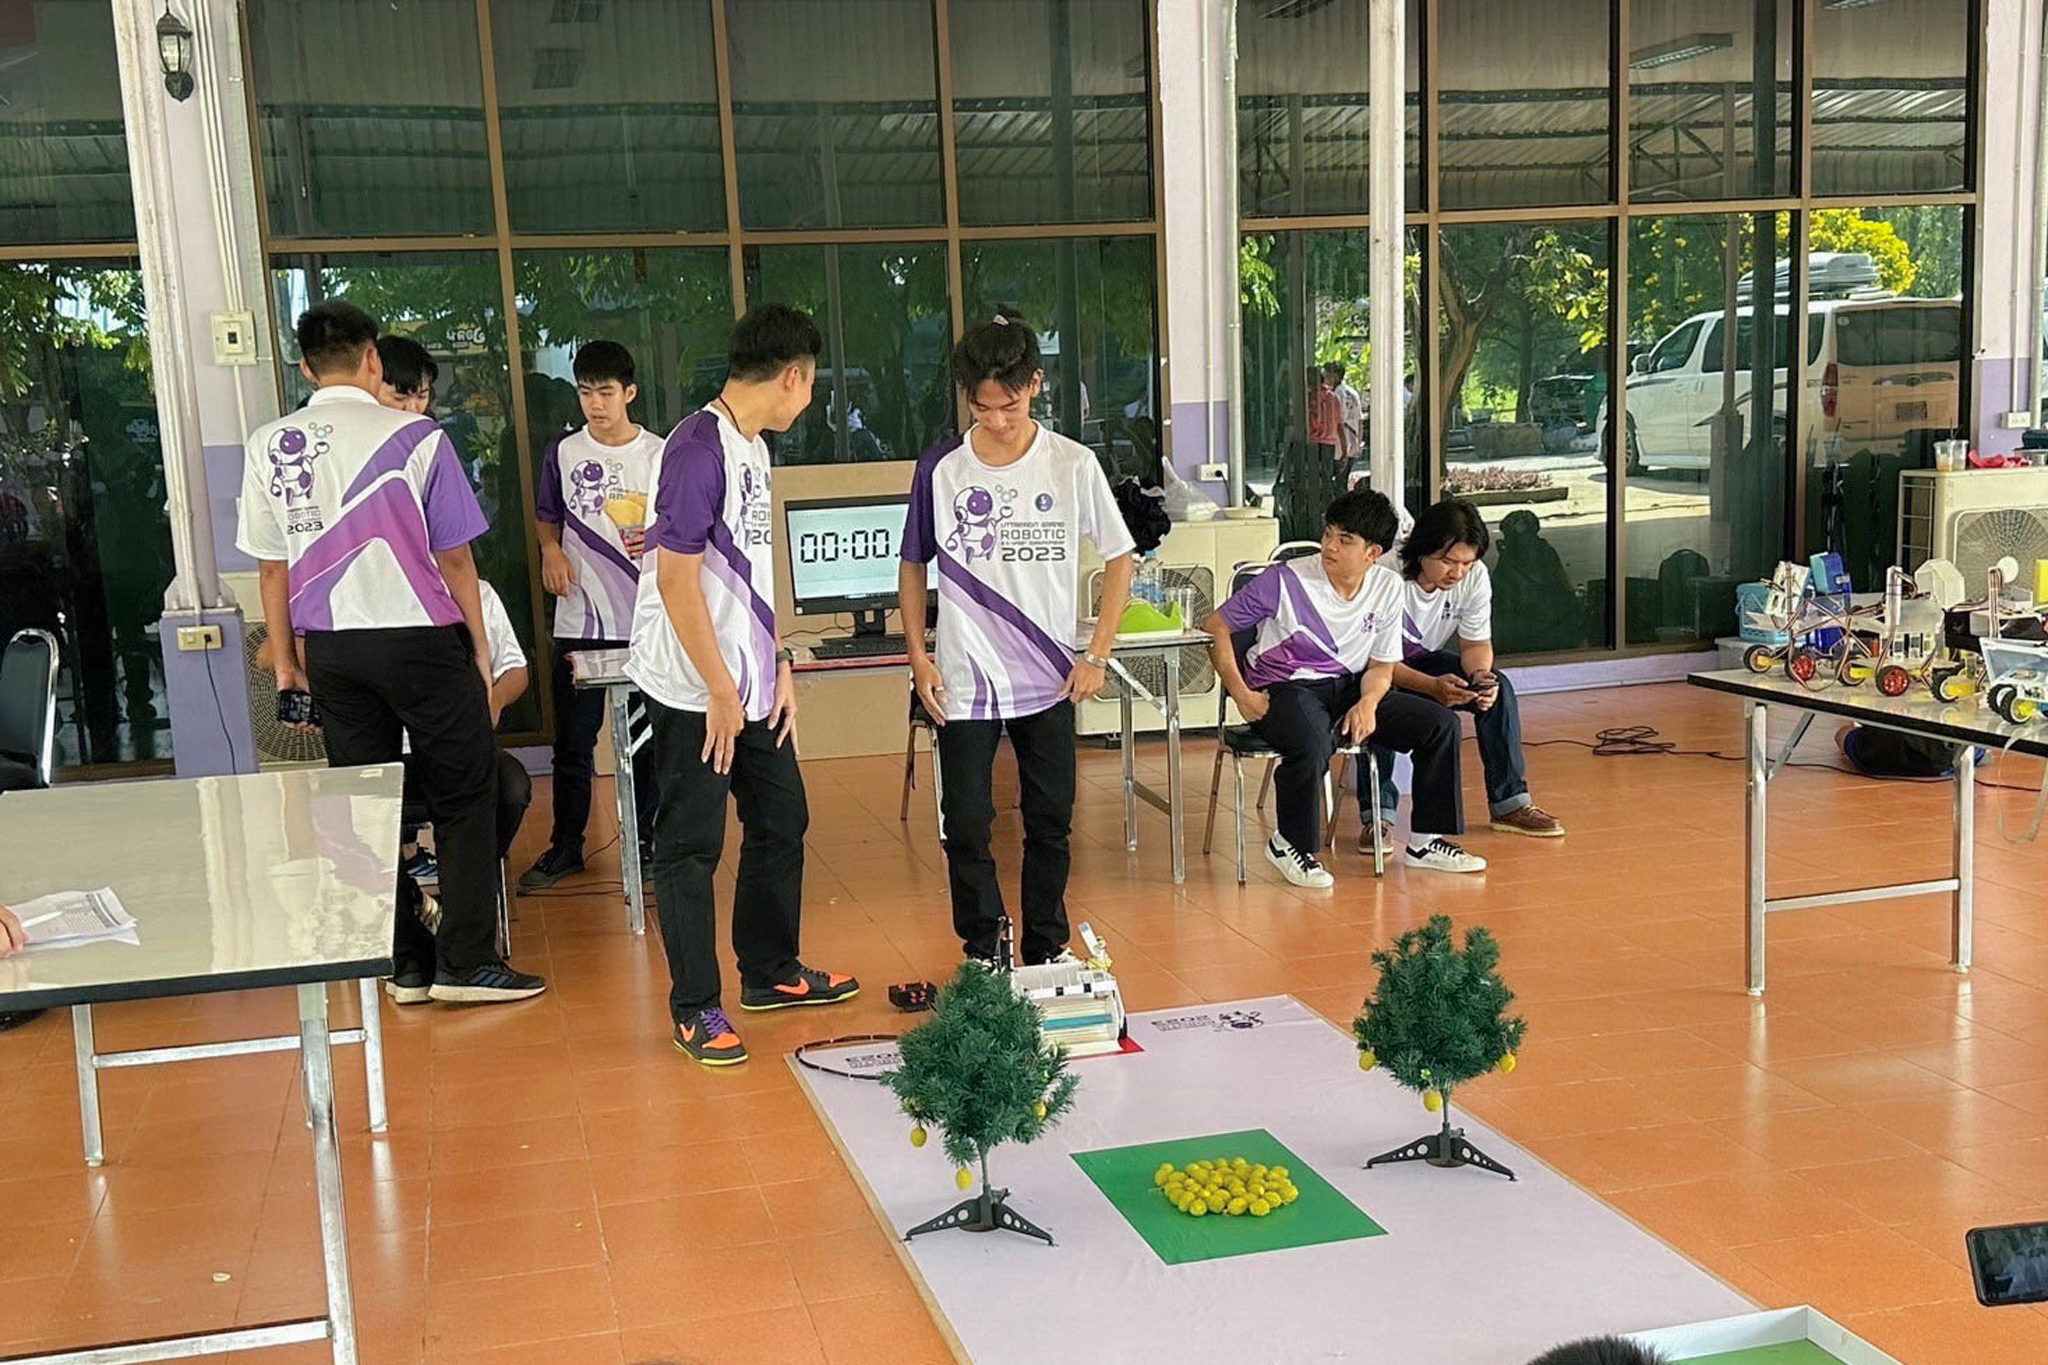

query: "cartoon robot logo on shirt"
xmin=267 ymin=424 xmax=329 ymax=507
xmin=946 ymin=485 xmax=1013 ymax=563
xmin=569 ymin=458 xmax=610 ymax=517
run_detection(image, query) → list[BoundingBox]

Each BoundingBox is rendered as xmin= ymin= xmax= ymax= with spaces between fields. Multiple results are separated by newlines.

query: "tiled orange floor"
xmin=3 ymin=681 xmax=2046 ymax=1363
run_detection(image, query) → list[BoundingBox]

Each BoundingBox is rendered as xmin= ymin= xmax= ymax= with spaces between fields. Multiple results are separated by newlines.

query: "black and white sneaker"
xmin=1404 ymin=837 xmax=1488 ymax=874
xmin=518 ymin=845 xmax=584 ymax=891
xmin=428 ymin=960 xmax=548 ymax=1003
xmin=384 ymin=964 xmax=432 ymax=1005
xmin=1264 ymin=834 xmax=1334 ymax=889
xmin=402 ymin=847 xmax=439 ymax=885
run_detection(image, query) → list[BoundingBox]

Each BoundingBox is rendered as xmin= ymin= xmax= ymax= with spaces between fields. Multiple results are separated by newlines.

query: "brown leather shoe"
xmin=1356 ymin=820 xmax=1397 ymax=855
xmin=1490 ymin=805 xmax=1564 ymax=838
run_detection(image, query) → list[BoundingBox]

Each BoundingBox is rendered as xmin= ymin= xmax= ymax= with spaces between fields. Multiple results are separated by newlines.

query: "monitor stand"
xmin=850 ymin=608 xmax=890 ymax=640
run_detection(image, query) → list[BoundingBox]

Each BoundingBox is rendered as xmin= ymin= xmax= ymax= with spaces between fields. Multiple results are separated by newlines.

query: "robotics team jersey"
xmin=234 ymin=385 xmax=488 ymax=631
xmin=1219 ymin=557 xmax=1404 ymax=688
xmin=901 ymin=425 xmax=1135 ymax=722
xmin=1400 ymin=560 xmax=1493 ymax=657
xmin=534 ymin=425 xmax=664 ymax=641
xmin=625 ymin=408 xmax=779 ymax=722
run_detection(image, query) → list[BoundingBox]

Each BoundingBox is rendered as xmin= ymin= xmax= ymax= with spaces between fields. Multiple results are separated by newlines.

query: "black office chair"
xmin=1199 ymin=563 xmax=1386 ymax=883
xmin=899 ymin=687 xmax=945 ymax=845
xmin=0 ymin=628 xmax=58 ymax=794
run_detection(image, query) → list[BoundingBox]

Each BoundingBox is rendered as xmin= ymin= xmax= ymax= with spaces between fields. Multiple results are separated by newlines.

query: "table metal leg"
xmin=610 ymin=686 xmax=646 ymax=935
xmin=297 ymin=984 xmax=359 ymax=1365
xmin=1164 ymin=650 xmax=1185 ymax=883
xmin=356 ymin=979 xmax=386 ymax=1134
xmin=1745 ymin=701 xmax=1769 ymax=995
xmin=1953 ymin=741 xmax=1975 ymax=972
xmin=72 ymin=1004 xmax=102 ymax=1166
xmin=1119 ymin=673 xmax=1138 ymax=852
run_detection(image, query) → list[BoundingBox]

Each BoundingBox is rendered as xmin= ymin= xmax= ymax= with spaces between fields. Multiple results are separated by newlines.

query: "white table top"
xmin=0 ymin=766 xmax=402 ymax=1010
xmin=1690 ymin=667 xmax=2048 ymax=758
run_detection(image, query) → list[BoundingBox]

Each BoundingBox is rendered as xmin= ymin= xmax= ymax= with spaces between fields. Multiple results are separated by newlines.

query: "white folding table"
xmin=0 ymin=765 xmax=402 ymax=1365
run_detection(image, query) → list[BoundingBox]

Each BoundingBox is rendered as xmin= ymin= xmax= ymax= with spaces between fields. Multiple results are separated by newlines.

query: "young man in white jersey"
xmin=236 ymin=300 xmax=544 ymax=1002
xmin=629 ymin=305 xmax=859 ymax=1067
xmin=374 ymin=334 xmax=436 ymax=416
xmin=1207 ymin=488 xmax=1482 ymax=887
xmin=900 ymin=318 xmax=1135 ymax=968
xmin=524 ymin=340 xmax=665 ymax=890
xmin=1361 ymin=497 xmax=1563 ymax=851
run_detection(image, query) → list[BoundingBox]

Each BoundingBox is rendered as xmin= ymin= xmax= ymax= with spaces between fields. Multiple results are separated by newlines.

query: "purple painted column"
xmin=158 ymin=607 xmax=258 ymax=776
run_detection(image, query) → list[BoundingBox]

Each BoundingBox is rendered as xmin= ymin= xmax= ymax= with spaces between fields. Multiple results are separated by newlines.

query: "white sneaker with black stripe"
xmin=1404 ymin=837 xmax=1487 ymax=874
xmin=1265 ymin=835 xmax=1335 ymax=889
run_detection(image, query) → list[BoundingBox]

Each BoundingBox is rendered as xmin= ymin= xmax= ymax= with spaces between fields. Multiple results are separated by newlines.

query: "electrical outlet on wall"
xmin=1197 ymin=463 xmax=1228 ymax=482
xmin=2001 ymin=411 xmax=2032 ymax=430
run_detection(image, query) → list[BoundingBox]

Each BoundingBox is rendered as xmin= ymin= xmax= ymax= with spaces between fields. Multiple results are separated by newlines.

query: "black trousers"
xmin=549 ymin=637 xmax=659 ymax=855
xmin=1249 ymin=676 xmax=1361 ymax=856
xmin=935 ymin=700 xmax=1076 ymax=966
xmin=403 ymin=747 xmax=531 ymax=860
xmin=305 ymin=625 xmax=499 ymax=974
xmin=1369 ymin=689 xmax=1465 ymax=838
xmin=647 ymin=700 xmax=806 ymax=1019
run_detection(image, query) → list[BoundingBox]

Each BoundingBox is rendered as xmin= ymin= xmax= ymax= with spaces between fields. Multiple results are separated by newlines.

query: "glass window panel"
xmin=743 ymin=242 xmax=952 ymax=464
xmin=1239 ymin=229 xmax=1421 ymax=536
xmin=1800 ymin=205 xmax=1966 ymax=583
xmin=1437 ymin=222 xmax=1610 ymax=653
xmin=960 ymin=237 xmax=1161 ymax=480
xmin=0 ymin=260 xmax=172 ymax=768
xmin=247 ymin=0 xmax=493 ymax=238
xmin=950 ymin=0 xmax=1152 ymax=225
xmin=1628 ymin=0 xmax=1791 ymax=202
xmin=1812 ymin=0 xmax=1968 ymax=197
xmin=0 ymin=2 xmax=134 ymax=245
xmin=490 ymin=0 xmax=726 ymax=233
xmin=1622 ymin=213 xmax=1789 ymax=647
xmin=728 ymin=0 xmax=945 ymax=230
xmin=1236 ymin=0 xmax=1421 ymax=217
xmin=269 ymin=251 xmax=542 ymax=733
xmin=1438 ymin=0 xmax=1611 ymax=210
xmin=515 ymin=248 xmax=734 ymax=445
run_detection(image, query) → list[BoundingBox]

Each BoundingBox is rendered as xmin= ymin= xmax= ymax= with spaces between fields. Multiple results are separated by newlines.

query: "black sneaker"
xmin=740 ymin=965 xmax=861 ymax=1011
xmin=518 ymin=846 xmax=584 ymax=891
xmin=428 ymin=960 xmax=548 ymax=1003
xmin=674 ymin=1007 xmax=748 ymax=1066
xmin=384 ymin=963 xmax=432 ymax=1005
xmin=402 ymin=847 xmax=439 ymax=885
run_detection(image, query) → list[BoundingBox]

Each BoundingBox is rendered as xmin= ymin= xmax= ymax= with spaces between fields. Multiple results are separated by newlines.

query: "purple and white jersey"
xmin=902 ymin=425 xmax=1135 ymax=721
xmin=1400 ymin=560 xmax=1492 ymax=657
xmin=1219 ymin=557 xmax=1403 ymax=688
xmin=234 ymin=385 xmax=487 ymax=631
xmin=535 ymin=425 xmax=662 ymax=641
xmin=625 ymin=409 xmax=779 ymax=720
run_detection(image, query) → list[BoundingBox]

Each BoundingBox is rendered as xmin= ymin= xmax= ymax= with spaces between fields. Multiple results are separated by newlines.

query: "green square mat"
xmin=1680 ymin=1347 xmax=1846 ymax=1364
xmin=1070 ymin=1127 xmax=1386 ymax=1265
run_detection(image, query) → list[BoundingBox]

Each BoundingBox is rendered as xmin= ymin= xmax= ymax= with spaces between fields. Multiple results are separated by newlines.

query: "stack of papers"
xmin=15 ymin=888 xmax=139 ymax=950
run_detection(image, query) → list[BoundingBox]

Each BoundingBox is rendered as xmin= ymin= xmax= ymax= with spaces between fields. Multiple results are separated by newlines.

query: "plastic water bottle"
xmin=1135 ymin=554 xmax=1162 ymax=609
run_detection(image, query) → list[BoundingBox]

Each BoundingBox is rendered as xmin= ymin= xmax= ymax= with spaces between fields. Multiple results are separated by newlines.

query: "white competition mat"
xmin=795 ymin=995 xmax=1754 ymax=1365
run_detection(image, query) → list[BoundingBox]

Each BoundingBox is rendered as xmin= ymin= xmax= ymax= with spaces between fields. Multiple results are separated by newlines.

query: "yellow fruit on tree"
xmin=1498 ymin=1053 xmax=1518 ymax=1075
xmin=955 ymin=1168 xmax=974 ymax=1190
xmin=1423 ymin=1089 xmax=1443 ymax=1113
xmin=910 ymin=1125 xmax=928 ymax=1148
xmin=1033 ymin=1101 xmax=1047 ymax=1120
xmin=1359 ymin=1050 xmax=1377 ymax=1071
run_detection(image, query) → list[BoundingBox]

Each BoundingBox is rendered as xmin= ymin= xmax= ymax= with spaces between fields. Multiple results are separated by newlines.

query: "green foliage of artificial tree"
xmin=889 ymin=963 xmax=1079 ymax=1188
xmin=1353 ymin=915 xmax=1526 ymax=1107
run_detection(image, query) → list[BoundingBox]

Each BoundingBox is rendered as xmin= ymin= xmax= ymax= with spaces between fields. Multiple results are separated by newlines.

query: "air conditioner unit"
xmin=1897 ymin=469 xmax=2048 ymax=584
xmin=1075 ymin=516 xmax=1280 ymax=737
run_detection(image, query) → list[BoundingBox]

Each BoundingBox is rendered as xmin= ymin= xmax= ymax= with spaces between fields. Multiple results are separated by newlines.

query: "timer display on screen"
xmin=786 ymin=501 xmax=907 ymax=606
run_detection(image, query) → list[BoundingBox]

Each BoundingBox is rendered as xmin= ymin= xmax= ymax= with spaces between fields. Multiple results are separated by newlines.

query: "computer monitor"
xmin=785 ymin=493 xmax=910 ymax=636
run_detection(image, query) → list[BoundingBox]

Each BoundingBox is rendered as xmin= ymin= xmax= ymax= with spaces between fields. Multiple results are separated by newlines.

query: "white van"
xmin=1598 ymin=295 xmax=1962 ymax=473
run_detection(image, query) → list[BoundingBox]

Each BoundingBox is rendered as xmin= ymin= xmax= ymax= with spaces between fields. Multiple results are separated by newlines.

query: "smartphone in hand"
xmin=277 ymin=689 xmax=320 ymax=727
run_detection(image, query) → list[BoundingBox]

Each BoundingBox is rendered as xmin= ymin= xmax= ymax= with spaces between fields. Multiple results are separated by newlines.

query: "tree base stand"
xmin=1366 ymin=1113 xmax=1516 ymax=1181
xmin=902 ymin=1186 xmax=1055 ymax=1246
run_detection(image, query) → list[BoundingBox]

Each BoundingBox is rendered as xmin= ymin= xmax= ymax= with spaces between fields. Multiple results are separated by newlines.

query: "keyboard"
xmin=809 ymin=634 xmax=910 ymax=660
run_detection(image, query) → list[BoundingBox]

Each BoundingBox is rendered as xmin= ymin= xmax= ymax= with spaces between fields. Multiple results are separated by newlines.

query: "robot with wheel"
xmin=1741 ymin=561 xmax=1883 ymax=688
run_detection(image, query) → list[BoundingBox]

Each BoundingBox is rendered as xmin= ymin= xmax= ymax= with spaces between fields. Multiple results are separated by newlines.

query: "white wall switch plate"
xmin=211 ymin=311 xmax=257 ymax=366
xmin=2001 ymin=411 xmax=2032 ymax=429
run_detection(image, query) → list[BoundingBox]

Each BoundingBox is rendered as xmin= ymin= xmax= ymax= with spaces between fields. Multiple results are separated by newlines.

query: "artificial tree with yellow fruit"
xmin=1354 ymin=914 xmax=1525 ymax=1181
xmin=889 ymin=961 xmax=1078 ymax=1245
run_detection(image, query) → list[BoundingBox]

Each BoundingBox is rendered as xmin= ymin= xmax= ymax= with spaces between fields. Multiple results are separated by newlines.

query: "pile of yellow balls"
xmin=1153 ymin=1156 xmax=1299 ymax=1218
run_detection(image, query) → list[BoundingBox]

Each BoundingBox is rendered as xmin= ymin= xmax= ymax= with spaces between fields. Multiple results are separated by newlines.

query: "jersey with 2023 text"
xmin=901 ymin=426 xmax=1135 ymax=721
xmin=535 ymin=425 xmax=663 ymax=641
xmin=625 ymin=408 xmax=780 ymax=721
xmin=1219 ymin=556 xmax=1404 ymax=687
xmin=1399 ymin=560 xmax=1492 ymax=657
xmin=234 ymin=385 xmax=487 ymax=631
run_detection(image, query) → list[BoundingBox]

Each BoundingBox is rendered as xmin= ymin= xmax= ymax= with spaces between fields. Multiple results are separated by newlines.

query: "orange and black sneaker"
xmin=740 ymin=965 xmax=861 ymax=1012
xmin=673 ymin=1007 xmax=748 ymax=1067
